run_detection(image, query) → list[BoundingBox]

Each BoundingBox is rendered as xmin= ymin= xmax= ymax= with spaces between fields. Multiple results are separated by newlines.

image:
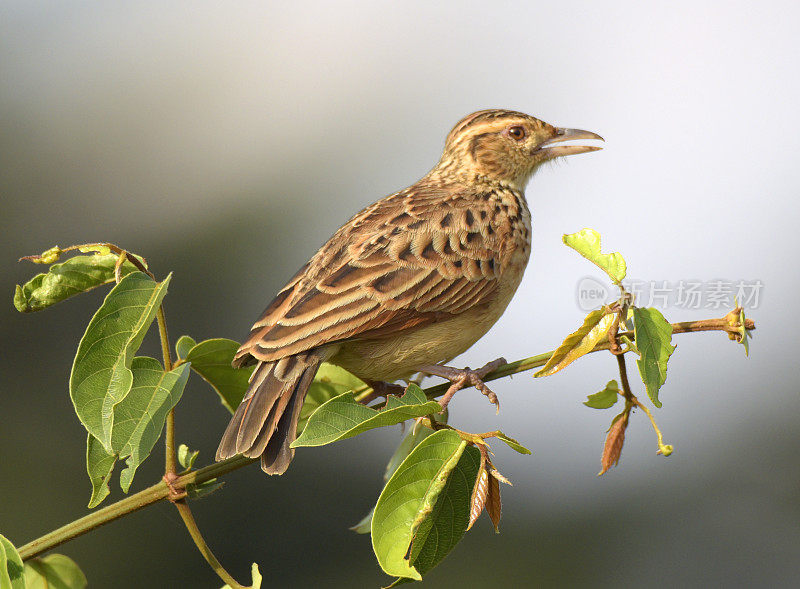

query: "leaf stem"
xmin=634 ymin=400 xmax=673 ymax=456
xmin=156 ymin=307 xmax=177 ymax=476
xmin=151 ymin=287 xmax=244 ymax=587
xmin=173 ymin=500 xmax=247 ymax=588
xmin=616 ymin=353 xmax=672 ymax=456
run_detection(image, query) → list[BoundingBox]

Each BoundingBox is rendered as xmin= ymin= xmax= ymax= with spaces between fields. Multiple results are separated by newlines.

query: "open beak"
xmin=534 ymin=127 xmax=604 ymax=159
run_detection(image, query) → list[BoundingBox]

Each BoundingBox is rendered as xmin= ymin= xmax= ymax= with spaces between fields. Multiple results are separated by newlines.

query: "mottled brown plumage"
xmin=217 ymin=109 xmax=602 ymax=474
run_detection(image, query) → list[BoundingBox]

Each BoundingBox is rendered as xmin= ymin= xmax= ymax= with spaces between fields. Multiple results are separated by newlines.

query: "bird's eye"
xmin=507 ymin=126 xmax=526 ymax=141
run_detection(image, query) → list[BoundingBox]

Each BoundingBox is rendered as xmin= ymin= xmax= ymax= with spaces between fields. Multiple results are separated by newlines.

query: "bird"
xmin=216 ymin=109 xmax=603 ymax=474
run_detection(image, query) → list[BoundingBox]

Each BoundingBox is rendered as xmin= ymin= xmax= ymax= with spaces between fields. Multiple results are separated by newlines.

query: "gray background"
xmin=2 ymin=1 xmax=798 ymax=587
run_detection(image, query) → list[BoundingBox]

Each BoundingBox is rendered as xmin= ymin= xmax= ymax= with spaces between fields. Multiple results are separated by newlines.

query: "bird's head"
xmin=434 ymin=109 xmax=603 ymax=191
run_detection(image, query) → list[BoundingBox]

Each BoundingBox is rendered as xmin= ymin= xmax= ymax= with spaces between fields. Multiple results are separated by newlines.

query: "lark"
xmin=217 ymin=109 xmax=602 ymax=474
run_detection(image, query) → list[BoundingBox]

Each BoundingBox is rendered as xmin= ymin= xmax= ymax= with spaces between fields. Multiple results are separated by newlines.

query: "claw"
xmin=359 ymin=380 xmax=405 ymax=406
xmin=420 ymin=358 xmax=507 ymax=412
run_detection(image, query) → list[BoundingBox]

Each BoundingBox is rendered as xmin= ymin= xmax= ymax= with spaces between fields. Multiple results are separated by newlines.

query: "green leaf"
xmin=0 ymin=534 xmax=24 ymax=589
xmin=182 ymin=338 xmax=253 ymax=414
xmin=84 ymin=360 xmax=190 ymax=504
xmin=350 ymin=508 xmax=375 ymax=535
xmin=86 ymin=434 xmax=117 ymax=508
xmin=69 ymin=271 xmax=171 ymax=450
xmin=23 ymin=554 xmax=87 ymax=589
xmin=297 ymin=362 xmax=367 ymax=424
xmin=298 ymin=363 xmax=367 ymax=433
xmin=632 ymin=307 xmax=675 ymax=408
xmin=535 ymin=309 xmax=617 ymax=377
xmin=178 ymin=444 xmax=199 ymax=470
xmin=584 ymin=380 xmax=620 ymax=409
xmin=734 ymin=302 xmax=751 ymax=356
xmin=739 ymin=308 xmax=751 ymax=356
xmin=222 ymin=563 xmax=261 ymax=589
xmin=175 ymin=335 xmax=197 ymax=360
xmin=69 ymin=272 xmax=170 ymax=448
xmin=494 ymin=432 xmax=532 ymax=454
xmin=351 ymin=428 xmax=435 ymax=534
xmin=114 ymin=359 xmax=190 ymax=491
xmin=291 ymin=384 xmax=441 ymax=448
xmin=371 ymin=430 xmax=479 ymax=581
xmin=14 ymin=254 xmax=141 ymax=312
xmin=406 ymin=444 xmax=481 ymax=578
xmin=563 ymin=228 xmax=627 ymax=284
xmin=187 ymin=479 xmax=225 ymax=499
xmin=385 ymin=427 xmax=436 ymax=480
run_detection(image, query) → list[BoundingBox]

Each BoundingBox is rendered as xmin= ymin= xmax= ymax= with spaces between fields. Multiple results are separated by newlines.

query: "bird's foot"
xmin=420 ymin=358 xmax=507 ymax=412
xmin=360 ymin=380 xmax=406 ymax=406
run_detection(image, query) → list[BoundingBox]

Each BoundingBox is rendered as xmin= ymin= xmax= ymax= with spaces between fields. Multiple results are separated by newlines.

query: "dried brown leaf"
xmin=487 ymin=464 xmax=512 ymax=486
xmin=486 ymin=469 xmax=502 ymax=533
xmin=467 ymin=456 xmax=488 ymax=531
xmin=598 ymin=413 xmax=628 ymax=476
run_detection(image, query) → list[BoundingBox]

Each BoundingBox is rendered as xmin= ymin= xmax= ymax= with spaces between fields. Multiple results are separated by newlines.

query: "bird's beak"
xmin=534 ymin=127 xmax=604 ymax=159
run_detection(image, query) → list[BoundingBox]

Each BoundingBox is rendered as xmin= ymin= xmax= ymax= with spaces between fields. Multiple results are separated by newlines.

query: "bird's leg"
xmin=420 ymin=357 xmax=507 ymax=412
xmin=359 ymin=380 xmax=406 ymax=406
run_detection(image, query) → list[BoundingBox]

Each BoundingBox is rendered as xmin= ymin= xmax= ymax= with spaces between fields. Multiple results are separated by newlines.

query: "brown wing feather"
xmin=234 ymin=183 xmax=510 ymax=365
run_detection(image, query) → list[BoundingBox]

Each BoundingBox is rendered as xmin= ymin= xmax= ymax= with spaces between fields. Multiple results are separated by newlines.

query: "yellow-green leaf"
xmin=494 ymin=432 xmax=532 ymax=454
xmin=563 ymin=228 xmax=627 ymax=284
xmin=535 ymin=309 xmax=616 ymax=377
xmin=14 ymin=254 xmax=140 ymax=312
xmin=584 ymin=380 xmax=620 ymax=409
xmin=178 ymin=444 xmax=199 ymax=470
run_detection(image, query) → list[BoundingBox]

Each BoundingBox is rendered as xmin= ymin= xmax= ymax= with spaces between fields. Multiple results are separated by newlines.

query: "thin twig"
xmin=615 ymin=353 xmax=635 ymax=404
xmin=17 ymin=455 xmax=254 ymax=561
xmin=173 ymin=501 xmax=247 ymax=588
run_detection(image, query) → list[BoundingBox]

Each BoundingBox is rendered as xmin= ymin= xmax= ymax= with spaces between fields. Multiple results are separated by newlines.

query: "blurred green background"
xmin=2 ymin=1 xmax=798 ymax=587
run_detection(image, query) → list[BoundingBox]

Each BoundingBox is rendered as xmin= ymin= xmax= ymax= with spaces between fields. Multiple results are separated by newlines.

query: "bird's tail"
xmin=216 ymin=349 xmax=326 ymax=474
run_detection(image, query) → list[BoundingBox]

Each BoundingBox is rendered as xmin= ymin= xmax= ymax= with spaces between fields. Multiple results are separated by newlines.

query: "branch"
xmin=16 ymin=311 xmax=754 ymax=561
xmin=153 ymin=296 xmax=245 ymax=586
xmin=18 ymin=455 xmax=254 ymax=561
xmin=421 ymin=313 xmax=753 ymax=400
